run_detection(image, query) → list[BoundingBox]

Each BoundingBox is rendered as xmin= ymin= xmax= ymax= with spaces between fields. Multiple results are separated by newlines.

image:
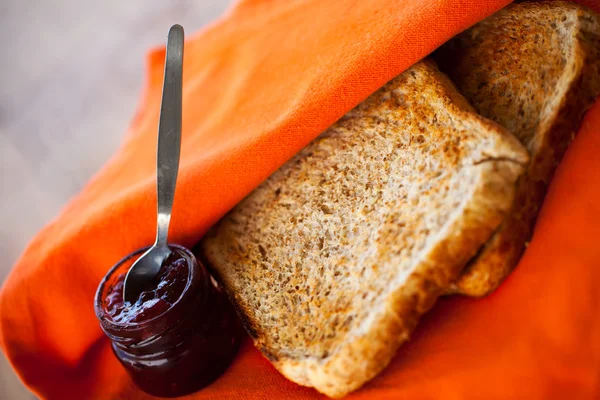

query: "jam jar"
xmin=94 ymin=245 xmax=242 ymax=398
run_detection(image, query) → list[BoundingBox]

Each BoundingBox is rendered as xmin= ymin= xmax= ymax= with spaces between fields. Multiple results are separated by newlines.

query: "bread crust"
xmin=200 ymin=60 xmax=528 ymax=397
xmin=438 ymin=1 xmax=600 ymax=296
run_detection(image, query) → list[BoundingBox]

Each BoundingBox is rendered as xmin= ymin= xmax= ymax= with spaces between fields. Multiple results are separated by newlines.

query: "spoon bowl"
xmin=123 ymin=244 xmax=172 ymax=299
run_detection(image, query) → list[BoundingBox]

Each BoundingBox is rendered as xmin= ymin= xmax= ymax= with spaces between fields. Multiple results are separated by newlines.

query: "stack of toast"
xmin=200 ymin=2 xmax=600 ymax=397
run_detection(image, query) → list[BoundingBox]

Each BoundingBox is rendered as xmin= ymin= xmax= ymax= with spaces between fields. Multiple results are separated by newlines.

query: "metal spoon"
xmin=123 ymin=24 xmax=184 ymax=303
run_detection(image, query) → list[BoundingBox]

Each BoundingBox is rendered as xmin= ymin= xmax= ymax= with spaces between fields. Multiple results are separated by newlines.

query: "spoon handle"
xmin=156 ymin=24 xmax=184 ymax=246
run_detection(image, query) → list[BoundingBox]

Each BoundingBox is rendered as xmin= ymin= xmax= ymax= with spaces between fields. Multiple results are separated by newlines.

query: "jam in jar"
xmin=94 ymin=244 xmax=242 ymax=398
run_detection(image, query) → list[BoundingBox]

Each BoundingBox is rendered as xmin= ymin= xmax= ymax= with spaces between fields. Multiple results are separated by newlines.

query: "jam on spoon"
xmin=105 ymin=252 xmax=188 ymax=325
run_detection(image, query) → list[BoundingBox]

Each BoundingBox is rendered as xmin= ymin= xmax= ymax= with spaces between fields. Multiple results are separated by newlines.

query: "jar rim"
xmin=94 ymin=244 xmax=200 ymax=333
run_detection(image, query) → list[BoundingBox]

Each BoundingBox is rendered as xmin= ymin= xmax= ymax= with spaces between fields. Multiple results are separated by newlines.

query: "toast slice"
xmin=199 ymin=59 xmax=528 ymax=397
xmin=436 ymin=1 xmax=600 ymax=296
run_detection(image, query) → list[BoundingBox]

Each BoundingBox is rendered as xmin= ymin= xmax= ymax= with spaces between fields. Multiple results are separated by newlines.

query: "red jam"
xmin=104 ymin=255 xmax=188 ymax=324
xmin=95 ymin=245 xmax=243 ymax=398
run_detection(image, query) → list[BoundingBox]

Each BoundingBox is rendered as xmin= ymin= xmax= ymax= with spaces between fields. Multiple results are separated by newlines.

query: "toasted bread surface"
xmin=200 ymin=60 xmax=528 ymax=397
xmin=436 ymin=1 xmax=600 ymax=296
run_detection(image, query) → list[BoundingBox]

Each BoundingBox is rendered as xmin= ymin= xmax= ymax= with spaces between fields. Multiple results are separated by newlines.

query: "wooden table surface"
xmin=0 ymin=1 xmax=231 ymax=397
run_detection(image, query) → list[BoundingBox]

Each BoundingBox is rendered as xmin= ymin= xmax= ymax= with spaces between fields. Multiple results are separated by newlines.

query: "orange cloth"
xmin=2 ymin=0 xmax=600 ymax=398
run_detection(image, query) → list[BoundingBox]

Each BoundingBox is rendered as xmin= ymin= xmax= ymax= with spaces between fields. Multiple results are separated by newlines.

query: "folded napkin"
xmin=2 ymin=0 xmax=600 ymax=398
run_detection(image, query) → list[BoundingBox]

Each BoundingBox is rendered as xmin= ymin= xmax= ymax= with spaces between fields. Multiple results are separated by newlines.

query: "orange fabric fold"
xmin=2 ymin=0 xmax=600 ymax=398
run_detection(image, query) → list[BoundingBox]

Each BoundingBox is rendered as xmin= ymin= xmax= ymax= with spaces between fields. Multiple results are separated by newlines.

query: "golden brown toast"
xmin=436 ymin=1 xmax=600 ymax=296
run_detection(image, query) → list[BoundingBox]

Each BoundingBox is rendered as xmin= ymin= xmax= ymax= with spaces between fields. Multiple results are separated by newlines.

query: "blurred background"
xmin=0 ymin=0 xmax=231 ymax=398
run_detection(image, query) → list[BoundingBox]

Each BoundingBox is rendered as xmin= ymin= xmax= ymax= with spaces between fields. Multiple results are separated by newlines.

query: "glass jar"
xmin=94 ymin=245 xmax=242 ymax=398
